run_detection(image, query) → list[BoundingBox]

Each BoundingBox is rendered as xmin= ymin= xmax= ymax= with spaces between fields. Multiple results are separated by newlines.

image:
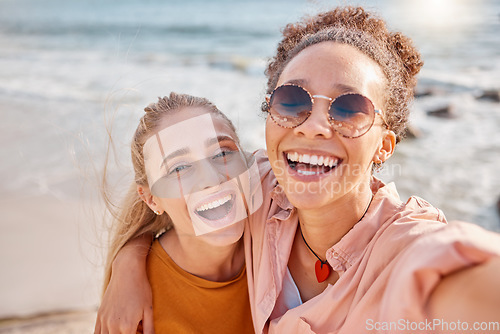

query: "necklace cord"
xmin=299 ymin=195 xmax=374 ymax=268
xmin=300 ymin=227 xmax=327 ymax=265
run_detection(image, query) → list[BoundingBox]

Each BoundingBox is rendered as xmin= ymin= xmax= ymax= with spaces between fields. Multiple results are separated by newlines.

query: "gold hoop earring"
xmin=153 ymin=210 xmax=161 ymax=215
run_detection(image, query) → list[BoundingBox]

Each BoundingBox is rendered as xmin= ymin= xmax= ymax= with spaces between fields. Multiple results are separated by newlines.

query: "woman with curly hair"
xmin=95 ymin=7 xmax=500 ymax=334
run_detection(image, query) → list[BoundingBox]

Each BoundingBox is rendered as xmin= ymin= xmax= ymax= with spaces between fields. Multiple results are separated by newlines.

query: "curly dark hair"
xmin=263 ymin=6 xmax=423 ymax=143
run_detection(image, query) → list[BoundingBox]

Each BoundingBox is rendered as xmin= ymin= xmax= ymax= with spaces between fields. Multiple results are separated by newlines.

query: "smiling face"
xmin=143 ymin=108 xmax=249 ymax=246
xmin=265 ymin=41 xmax=395 ymax=211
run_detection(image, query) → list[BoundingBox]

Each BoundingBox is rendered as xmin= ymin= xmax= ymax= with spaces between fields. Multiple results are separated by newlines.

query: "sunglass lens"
xmin=329 ymin=94 xmax=375 ymax=137
xmin=270 ymin=85 xmax=311 ymax=127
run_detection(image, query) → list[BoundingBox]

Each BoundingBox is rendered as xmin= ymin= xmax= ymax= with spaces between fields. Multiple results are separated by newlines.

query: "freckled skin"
xmin=265 ymin=41 xmax=390 ymax=213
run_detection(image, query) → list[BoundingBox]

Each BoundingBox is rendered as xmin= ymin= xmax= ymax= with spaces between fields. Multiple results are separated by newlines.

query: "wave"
xmin=0 ymin=21 xmax=275 ymax=39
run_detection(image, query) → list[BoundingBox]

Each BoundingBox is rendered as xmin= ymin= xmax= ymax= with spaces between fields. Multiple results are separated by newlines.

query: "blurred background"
xmin=0 ymin=0 xmax=499 ymax=332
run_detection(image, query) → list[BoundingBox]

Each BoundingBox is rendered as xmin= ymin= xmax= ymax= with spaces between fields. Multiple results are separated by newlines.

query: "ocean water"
xmin=0 ymin=0 xmax=499 ymax=318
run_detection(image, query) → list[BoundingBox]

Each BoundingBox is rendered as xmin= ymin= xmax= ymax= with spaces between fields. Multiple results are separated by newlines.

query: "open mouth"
xmin=285 ymin=152 xmax=341 ymax=176
xmin=195 ymin=194 xmax=235 ymax=221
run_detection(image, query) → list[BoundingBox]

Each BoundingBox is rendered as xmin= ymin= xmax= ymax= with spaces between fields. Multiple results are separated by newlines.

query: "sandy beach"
xmin=0 ymin=310 xmax=97 ymax=334
xmin=0 ymin=189 xmax=105 ymax=326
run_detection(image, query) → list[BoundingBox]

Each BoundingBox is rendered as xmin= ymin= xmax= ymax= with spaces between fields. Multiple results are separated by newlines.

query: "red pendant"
xmin=314 ymin=260 xmax=331 ymax=283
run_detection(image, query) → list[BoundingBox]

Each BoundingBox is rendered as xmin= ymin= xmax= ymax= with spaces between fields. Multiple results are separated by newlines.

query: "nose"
xmin=293 ymin=97 xmax=334 ymax=139
xmin=197 ymin=158 xmax=228 ymax=190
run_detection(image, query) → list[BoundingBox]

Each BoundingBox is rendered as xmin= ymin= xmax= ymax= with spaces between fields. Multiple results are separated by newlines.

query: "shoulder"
xmin=252 ymin=149 xmax=275 ymax=187
xmin=247 ymin=148 xmax=279 ymax=214
xmin=146 ymin=239 xmax=167 ymax=268
xmin=391 ymin=195 xmax=447 ymax=228
xmin=369 ymin=179 xmax=447 ymax=235
xmin=373 ymin=191 xmax=452 ymax=252
xmin=369 ymin=190 xmax=448 ymax=251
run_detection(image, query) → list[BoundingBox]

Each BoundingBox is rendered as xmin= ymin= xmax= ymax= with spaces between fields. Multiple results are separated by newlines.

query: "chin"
xmin=286 ymin=186 xmax=336 ymax=211
xmin=200 ymin=222 xmax=245 ymax=247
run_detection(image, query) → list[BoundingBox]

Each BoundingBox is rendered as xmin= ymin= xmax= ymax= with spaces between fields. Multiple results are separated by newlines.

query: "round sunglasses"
xmin=265 ymin=84 xmax=388 ymax=138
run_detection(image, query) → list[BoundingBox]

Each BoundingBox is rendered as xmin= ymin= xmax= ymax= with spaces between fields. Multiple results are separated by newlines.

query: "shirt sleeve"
xmin=380 ymin=220 xmax=500 ymax=322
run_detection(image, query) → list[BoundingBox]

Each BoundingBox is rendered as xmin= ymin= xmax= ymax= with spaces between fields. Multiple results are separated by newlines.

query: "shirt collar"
xmin=325 ymin=177 xmax=404 ymax=273
xmin=270 ymin=183 xmax=294 ymax=212
xmin=267 ymin=176 xmax=404 ymax=273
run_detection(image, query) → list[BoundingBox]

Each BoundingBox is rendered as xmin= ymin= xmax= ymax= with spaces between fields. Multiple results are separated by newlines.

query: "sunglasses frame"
xmin=265 ymin=84 xmax=388 ymax=138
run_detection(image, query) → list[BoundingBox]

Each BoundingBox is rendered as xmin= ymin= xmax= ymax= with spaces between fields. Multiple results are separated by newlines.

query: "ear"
xmin=373 ymin=129 xmax=396 ymax=163
xmin=137 ymin=185 xmax=163 ymax=215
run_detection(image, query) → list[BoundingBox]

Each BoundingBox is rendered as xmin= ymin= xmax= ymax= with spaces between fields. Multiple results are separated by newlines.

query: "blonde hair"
xmin=102 ymin=92 xmax=237 ymax=293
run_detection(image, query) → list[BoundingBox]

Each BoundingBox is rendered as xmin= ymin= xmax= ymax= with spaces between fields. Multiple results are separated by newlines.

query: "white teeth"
xmin=196 ymin=194 xmax=232 ymax=212
xmin=287 ymin=152 xmax=339 ymax=168
xmin=287 ymin=152 xmax=299 ymax=162
xmin=298 ymin=170 xmax=319 ymax=176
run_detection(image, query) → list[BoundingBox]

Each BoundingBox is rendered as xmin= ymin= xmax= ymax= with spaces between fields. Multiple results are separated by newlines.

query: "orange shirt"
xmin=138 ymin=239 xmax=254 ymax=334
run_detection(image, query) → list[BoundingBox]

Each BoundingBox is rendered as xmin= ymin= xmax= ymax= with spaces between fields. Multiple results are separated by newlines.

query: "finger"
xmin=93 ymin=318 xmax=101 ymax=334
xmin=142 ymin=307 xmax=155 ymax=334
xmin=106 ymin=319 xmax=122 ymax=334
xmin=99 ymin=320 xmax=110 ymax=334
xmin=99 ymin=323 xmax=109 ymax=334
xmin=115 ymin=319 xmax=139 ymax=334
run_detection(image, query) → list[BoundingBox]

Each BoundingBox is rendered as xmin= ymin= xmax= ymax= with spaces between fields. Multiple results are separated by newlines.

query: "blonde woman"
xmin=96 ymin=93 xmax=256 ymax=333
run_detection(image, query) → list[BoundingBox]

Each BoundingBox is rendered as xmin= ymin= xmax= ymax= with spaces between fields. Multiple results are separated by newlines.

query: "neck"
xmin=160 ymin=229 xmax=244 ymax=282
xmin=297 ymin=182 xmax=373 ymax=258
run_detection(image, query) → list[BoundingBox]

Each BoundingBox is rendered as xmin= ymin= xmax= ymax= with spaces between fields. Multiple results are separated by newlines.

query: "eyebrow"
xmin=284 ymin=79 xmax=360 ymax=95
xmin=205 ymin=135 xmax=236 ymax=147
xmin=159 ymin=147 xmax=190 ymax=168
xmin=159 ymin=135 xmax=236 ymax=168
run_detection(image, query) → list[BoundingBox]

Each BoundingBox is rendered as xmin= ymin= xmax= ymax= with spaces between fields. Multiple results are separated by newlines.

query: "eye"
xmin=278 ymin=102 xmax=306 ymax=108
xmin=213 ymin=149 xmax=234 ymax=160
xmin=167 ymin=164 xmax=191 ymax=176
xmin=332 ymin=106 xmax=361 ymax=118
xmin=331 ymin=94 xmax=373 ymax=121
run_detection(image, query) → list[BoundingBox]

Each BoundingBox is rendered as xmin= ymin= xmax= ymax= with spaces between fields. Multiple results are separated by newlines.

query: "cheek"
xmin=347 ymin=132 xmax=382 ymax=163
xmin=160 ymin=198 xmax=188 ymax=219
xmin=264 ymin=117 xmax=273 ymax=143
xmin=265 ymin=117 xmax=283 ymax=155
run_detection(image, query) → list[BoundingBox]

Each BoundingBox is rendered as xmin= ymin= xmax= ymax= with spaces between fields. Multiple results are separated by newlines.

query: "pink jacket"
xmin=245 ymin=150 xmax=500 ymax=333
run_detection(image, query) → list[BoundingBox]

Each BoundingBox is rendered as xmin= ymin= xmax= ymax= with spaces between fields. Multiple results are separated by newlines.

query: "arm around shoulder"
xmin=95 ymin=234 xmax=155 ymax=334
